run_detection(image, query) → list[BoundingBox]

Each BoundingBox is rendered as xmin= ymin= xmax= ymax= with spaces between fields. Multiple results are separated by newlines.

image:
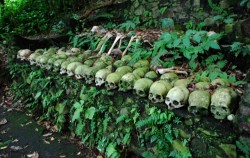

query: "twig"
xmin=156 ymin=67 xmax=188 ymax=75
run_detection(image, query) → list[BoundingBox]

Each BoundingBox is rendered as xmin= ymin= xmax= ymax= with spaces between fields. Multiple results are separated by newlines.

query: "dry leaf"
xmin=0 ymin=118 xmax=7 ymax=125
xmin=50 ymin=137 xmax=55 ymax=141
xmin=12 ymin=139 xmax=19 ymax=143
xmin=42 ymin=133 xmax=52 ymax=137
xmin=59 ymin=155 xmax=66 ymax=158
xmin=0 ymin=146 xmax=8 ymax=150
xmin=10 ymin=146 xmax=23 ymax=151
xmin=43 ymin=139 xmax=50 ymax=144
xmin=27 ymin=152 xmax=39 ymax=158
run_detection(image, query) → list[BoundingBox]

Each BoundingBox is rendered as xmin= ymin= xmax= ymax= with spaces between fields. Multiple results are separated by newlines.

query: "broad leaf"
xmin=85 ymin=107 xmax=96 ymax=119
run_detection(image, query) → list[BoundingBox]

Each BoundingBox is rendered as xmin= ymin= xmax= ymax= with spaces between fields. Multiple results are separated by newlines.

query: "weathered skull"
xmin=188 ymin=90 xmax=211 ymax=115
xmin=99 ymin=55 xmax=113 ymax=65
xmin=133 ymin=60 xmax=150 ymax=69
xmin=85 ymin=66 xmax=103 ymax=84
xmin=115 ymin=66 xmax=133 ymax=76
xmin=149 ymin=80 xmax=172 ymax=103
xmin=35 ymin=55 xmax=43 ymax=67
xmin=55 ymin=54 xmax=67 ymax=60
xmin=17 ymin=49 xmax=32 ymax=61
xmin=210 ymin=88 xmax=237 ymax=119
xmin=56 ymin=47 xmax=66 ymax=54
xmin=133 ymin=67 xmax=149 ymax=78
xmin=165 ymin=86 xmax=189 ymax=110
xmin=195 ymin=82 xmax=210 ymax=90
xmin=75 ymin=64 xmax=90 ymax=80
xmin=121 ymin=55 xmax=132 ymax=64
xmin=160 ymin=73 xmax=179 ymax=85
xmin=114 ymin=60 xmax=125 ymax=69
xmin=39 ymin=56 xmax=50 ymax=69
xmin=66 ymin=62 xmax=82 ymax=77
xmin=105 ymin=72 xmax=123 ymax=90
xmin=68 ymin=56 xmax=82 ymax=62
xmin=47 ymin=47 xmax=57 ymax=54
xmin=46 ymin=58 xmax=57 ymax=70
xmin=118 ymin=73 xmax=140 ymax=92
xmin=60 ymin=61 xmax=71 ymax=74
xmin=174 ymin=79 xmax=192 ymax=87
xmin=95 ymin=68 xmax=112 ymax=86
xmin=28 ymin=53 xmax=41 ymax=65
xmin=84 ymin=59 xmax=95 ymax=66
xmin=71 ymin=47 xmax=80 ymax=54
xmin=53 ymin=59 xmax=65 ymax=72
xmin=34 ymin=49 xmax=44 ymax=54
xmin=145 ymin=71 xmax=158 ymax=81
xmin=77 ymin=53 xmax=89 ymax=62
xmin=133 ymin=78 xmax=153 ymax=97
xmin=211 ymin=78 xmax=230 ymax=88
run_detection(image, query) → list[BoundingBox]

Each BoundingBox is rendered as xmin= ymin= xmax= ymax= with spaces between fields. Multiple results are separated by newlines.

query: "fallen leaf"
xmin=77 ymin=152 xmax=81 ymax=155
xmin=12 ymin=139 xmax=19 ymax=143
xmin=10 ymin=146 xmax=23 ymax=151
xmin=50 ymin=137 xmax=55 ymax=141
xmin=59 ymin=155 xmax=66 ymax=158
xmin=42 ymin=133 xmax=52 ymax=137
xmin=35 ymin=128 xmax=39 ymax=132
xmin=0 ymin=146 xmax=8 ymax=150
xmin=0 ymin=118 xmax=7 ymax=125
xmin=43 ymin=139 xmax=50 ymax=144
xmin=1 ymin=130 xmax=7 ymax=134
xmin=25 ymin=121 xmax=32 ymax=125
xmin=27 ymin=152 xmax=39 ymax=158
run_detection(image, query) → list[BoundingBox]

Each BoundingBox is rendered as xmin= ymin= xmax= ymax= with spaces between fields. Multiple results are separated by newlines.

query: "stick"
xmin=107 ymin=33 xmax=122 ymax=55
xmin=157 ymin=68 xmax=188 ymax=75
xmin=97 ymin=32 xmax=112 ymax=56
xmin=122 ymin=35 xmax=137 ymax=57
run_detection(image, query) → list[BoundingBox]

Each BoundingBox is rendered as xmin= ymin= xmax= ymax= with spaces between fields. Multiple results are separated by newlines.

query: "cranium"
xmin=84 ymin=59 xmax=95 ymax=66
xmin=85 ymin=66 xmax=104 ymax=84
xmin=105 ymin=72 xmax=123 ymax=90
xmin=188 ymin=90 xmax=211 ymax=115
xmin=160 ymin=73 xmax=179 ymax=85
xmin=47 ymin=47 xmax=57 ymax=54
xmin=71 ymin=47 xmax=80 ymax=54
xmin=95 ymin=68 xmax=112 ymax=86
xmin=28 ymin=53 xmax=41 ymax=65
xmin=53 ymin=59 xmax=65 ymax=72
xmin=55 ymin=54 xmax=67 ymax=60
xmin=133 ymin=67 xmax=149 ymax=78
xmin=145 ymin=71 xmax=158 ymax=81
xmin=35 ymin=55 xmax=43 ymax=67
xmin=115 ymin=66 xmax=133 ymax=76
xmin=68 ymin=56 xmax=82 ymax=62
xmin=121 ymin=55 xmax=132 ymax=64
xmin=75 ymin=64 xmax=90 ymax=80
xmin=17 ymin=49 xmax=32 ymax=61
xmin=46 ymin=58 xmax=57 ymax=70
xmin=114 ymin=60 xmax=125 ymax=69
xmin=57 ymin=47 xmax=66 ymax=54
xmin=133 ymin=78 xmax=153 ymax=97
xmin=173 ymin=79 xmax=192 ymax=87
xmin=60 ymin=61 xmax=71 ymax=74
xmin=211 ymin=78 xmax=230 ymax=88
xmin=77 ymin=53 xmax=89 ymax=62
xmin=39 ymin=56 xmax=50 ymax=69
xmin=165 ymin=86 xmax=189 ymax=110
xmin=66 ymin=62 xmax=82 ymax=77
xmin=210 ymin=88 xmax=237 ymax=119
xmin=195 ymin=82 xmax=210 ymax=90
xmin=34 ymin=49 xmax=44 ymax=54
xmin=118 ymin=73 xmax=140 ymax=92
xmin=149 ymin=80 xmax=172 ymax=103
xmin=133 ymin=60 xmax=150 ymax=69
xmin=99 ymin=55 xmax=113 ymax=65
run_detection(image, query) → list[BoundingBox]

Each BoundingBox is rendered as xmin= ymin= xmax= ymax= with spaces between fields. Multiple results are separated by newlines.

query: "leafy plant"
xmin=118 ymin=20 xmax=137 ymax=32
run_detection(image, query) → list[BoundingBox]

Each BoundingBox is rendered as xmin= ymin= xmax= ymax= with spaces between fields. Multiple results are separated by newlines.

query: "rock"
xmin=190 ymin=138 xmax=207 ymax=156
xmin=172 ymin=139 xmax=189 ymax=153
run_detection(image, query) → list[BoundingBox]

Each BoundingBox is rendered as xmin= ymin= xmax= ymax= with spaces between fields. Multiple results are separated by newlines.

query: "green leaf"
xmin=72 ymin=108 xmax=82 ymax=122
xmin=173 ymin=39 xmax=181 ymax=47
xmin=34 ymin=91 xmax=42 ymax=100
xmin=193 ymin=33 xmax=201 ymax=43
xmin=182 ymin=36 xmax=190 ymax=48
xmin=209 ymin=41 xmax=220 ymax=49
xmin=85 ymin=107 xmax=96 ymax=119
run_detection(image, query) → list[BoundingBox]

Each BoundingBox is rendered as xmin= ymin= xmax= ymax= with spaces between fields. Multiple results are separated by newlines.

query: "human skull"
xmin=28 ymin=53 xmax=41 ymax=65
xmin=188 ymin=90 xmax=211 ymax=115
xmin=39 ymin=56 xmax=50 ymax=69
xmin=17 ymin=49 xmax=32 ymax=61
xmin=46 ymin=58 xmax=57 ymax=70
xmin=165 ymin=86 xmax=189 ymax=110
xmin=99 ymin=55 xmax=113 ymax=65
xmin=149 ymin=80 xmax=172 ymax=103
xmin=195 ymin=82 xmax=210 ymax=90
xmin=71 ymin=47 xmax=80 ymax=54
xmin=68 ymin=56 xmax=82 ymax=62
xmin=53 ymin=59 xmax=65 ymax=72
xmin=115 ymin=66 xmax=133 ymax=76
xmin=133 ymin=78 xmax=153 ymax=97
xmin=160 ymin=73 xmax=179 ymax=85
xmin=173 ymin=79 xmax=192 ymax=87
xmin=133 ymin=67 xmax=149 ymax=78
xmin=34 ymin=49 xmax=44 ymax=54
xmin=145 ymin=71 xmax=158 ymax=81
xmin=133 ymin=60 xmax=150 ymax=69
xmin=121 ymin=55 xmax=132 ymax=64
xmin=66 ymin=62 xmax=82 ymax=77
xmin=60 ymin=61 xmax=71 ymax=74
xmin=35 ymin=55 xmax=43 ymax=67
xmin=77 ymin=53 xmax=89 ymax=62
xmin=95 ymin=68 xmax=112 ymax=86
xmin=85 ymin=66 xmax=103 ymax=84
xmin=114 ymin=60 xmax=125 ymax=69
xmin=84 ymin=59 xmax=95 ymax=66
xmin=118 ymin=73 xmax=140 ymax=92
xmin=210 ymin=88 xmax=237 ymax=119
xmin=47 ymin=47 xmax=57 ymax=54
xmin=211 ymin=78 xmax=230 ymax=88
xmin=75 ymin=64 xmax=90 ymax=80
xmin=105 ymin=72 xmax=123 ymax=90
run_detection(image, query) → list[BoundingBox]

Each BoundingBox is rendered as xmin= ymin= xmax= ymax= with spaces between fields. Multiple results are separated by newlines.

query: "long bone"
xmin=109 ymin=34 xmax=125 ymax=59
xmin=97 ymin=32 xmax=113 ymax=56
xmin=94 ymin=32 xmax=112 ymax=52
xmin=122 ymin=35 xmax=137 ymax=57
xmin=107 ymin=33 xmax=122 ymax=55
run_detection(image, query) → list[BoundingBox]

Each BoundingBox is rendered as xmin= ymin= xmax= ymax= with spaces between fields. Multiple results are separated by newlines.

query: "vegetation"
xmin=1 ymin=0 xmax=250 ymax=157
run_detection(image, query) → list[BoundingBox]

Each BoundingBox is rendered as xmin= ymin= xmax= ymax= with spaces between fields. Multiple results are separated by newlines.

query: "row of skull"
xmin=17 ymin=48 xmax=238 ymax=120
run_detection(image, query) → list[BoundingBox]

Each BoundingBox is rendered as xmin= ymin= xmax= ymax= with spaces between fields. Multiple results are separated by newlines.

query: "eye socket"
xmin=156 ymin=95 xmax=162 ymax=100
xmin=166 ymin=97 xmax=170 ymax=101
xmin=110 ymin=82 xmax=115 ymax=87
xmin=138 ymin=90 xmax=145 ymax=96
xmin=173 ymin=100 xmax=179 ymax=105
